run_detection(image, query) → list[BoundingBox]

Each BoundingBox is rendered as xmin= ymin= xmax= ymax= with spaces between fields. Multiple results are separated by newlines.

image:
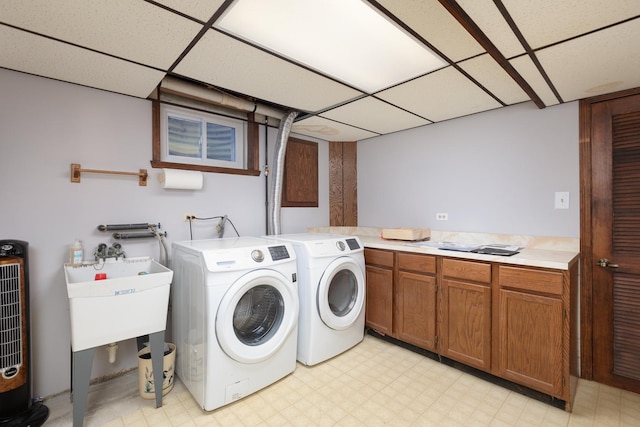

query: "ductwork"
xmin=267 ymin=111 xmax=298 ymax=235
xmin=159 ymin=76 xmax=285 ymax=122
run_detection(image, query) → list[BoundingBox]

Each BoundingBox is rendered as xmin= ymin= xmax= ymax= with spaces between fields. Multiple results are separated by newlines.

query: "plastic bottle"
xmin=70 ymin=240 xmax=84 ymax=265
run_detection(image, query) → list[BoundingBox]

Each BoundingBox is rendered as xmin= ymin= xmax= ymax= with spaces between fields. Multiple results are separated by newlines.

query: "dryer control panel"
xmin=346 ymin=238 xmax=361 ymax=250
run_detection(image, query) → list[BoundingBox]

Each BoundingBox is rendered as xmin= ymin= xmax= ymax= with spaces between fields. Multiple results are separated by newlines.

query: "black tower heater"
xmin=0 ymin=240 xmax=48 ymax=426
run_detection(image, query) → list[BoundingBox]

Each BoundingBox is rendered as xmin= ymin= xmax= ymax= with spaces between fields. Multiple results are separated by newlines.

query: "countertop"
xmin=359 ymin=235 xmax=579 ymax=270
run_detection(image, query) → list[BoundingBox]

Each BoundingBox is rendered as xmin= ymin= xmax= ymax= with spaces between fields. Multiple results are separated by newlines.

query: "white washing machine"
xmin=171 ymin=236 xmax=299 ymax=411
xmin=267 ymin=233 xmax=366 ymax=366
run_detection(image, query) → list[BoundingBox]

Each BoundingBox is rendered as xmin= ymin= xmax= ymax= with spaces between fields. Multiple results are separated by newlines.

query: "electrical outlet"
xmin=436 ymin=213 xmax=448 ymax=221
xmin=183 ymin=213 xmax=196 ymax=221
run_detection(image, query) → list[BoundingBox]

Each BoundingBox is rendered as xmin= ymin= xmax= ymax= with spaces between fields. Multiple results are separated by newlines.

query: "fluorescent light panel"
xmin=215 ymin=0 xmax=447 ymax=93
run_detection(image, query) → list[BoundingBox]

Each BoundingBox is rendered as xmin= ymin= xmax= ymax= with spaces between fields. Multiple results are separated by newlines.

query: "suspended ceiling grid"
xmin=1 ymin=0 xmax=639 ymax=142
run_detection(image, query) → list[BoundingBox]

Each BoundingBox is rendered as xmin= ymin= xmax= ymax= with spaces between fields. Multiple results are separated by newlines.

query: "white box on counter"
xmin=381 ymin=227 xmax=431 ymax=241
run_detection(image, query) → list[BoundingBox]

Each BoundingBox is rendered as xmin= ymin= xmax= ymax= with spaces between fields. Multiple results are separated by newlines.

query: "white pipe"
xmin=160 ymin=76 xmax=286 ymax=121
xmin=267 ymin=111 xmax=298 ymax=235
xmin=107 ymin=342 xmax=118 ymax=364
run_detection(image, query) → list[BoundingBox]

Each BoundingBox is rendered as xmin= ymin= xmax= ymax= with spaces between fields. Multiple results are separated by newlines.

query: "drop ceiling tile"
xmin=536 ymin=20 xmax=640 ymax=101
xmin=0 ymin=0 xmax=203 ymax=69
xmin=376 ymin=0 xmax=484 ymax=62
xmin=0 ymin=26 xmax=164 ymax=98
xmin=457 ymin=0 xmax=525 ymax=58
xmin=377 ymin=67 xmax=502 ymax=122
xmin=458 ymin=54 xmax=529 ymax=105
xmin=320 ymin=97 xmax=430 ymax=135
xmin=152 ymin=0 xmax=225 ymax=21
xmin=173 ymin=30 xmax=363 ymax=113
xmin=502 ymin=0 xmax=640 ymax=49
xmin=292 ymin=116 xmax=379 ymax=142
xmin=509 ymin=56 xmax=560 ymax=106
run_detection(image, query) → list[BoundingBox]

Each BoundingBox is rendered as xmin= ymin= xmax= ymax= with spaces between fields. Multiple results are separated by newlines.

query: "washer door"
xmin=317 ymin=257 xmax=365 ymax=330
xmin=216 ymin=269 xmax=299 ymax=364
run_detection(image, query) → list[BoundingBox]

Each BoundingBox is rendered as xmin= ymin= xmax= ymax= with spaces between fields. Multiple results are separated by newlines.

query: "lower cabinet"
xmin=364 ymin=249 xmax=394 ymax=335
xmin=395 ymin=253 xmax=437 ymax=351
xmin=496 ymin=265 xmax=571 ymax=401
xmin=363 ymin=247 xmax=578 ymax=410
xmin=440 ymin=258 xmax=492 ymax=371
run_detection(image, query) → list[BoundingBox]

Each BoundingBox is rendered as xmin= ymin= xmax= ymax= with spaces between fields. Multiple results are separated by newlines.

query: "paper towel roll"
xmin=160 ymin=169 xmax=203 ymax=190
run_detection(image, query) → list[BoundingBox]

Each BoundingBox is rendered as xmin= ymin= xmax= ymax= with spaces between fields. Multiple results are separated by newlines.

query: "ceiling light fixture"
xmin=215 ymin=0 xmax=447 ymax=93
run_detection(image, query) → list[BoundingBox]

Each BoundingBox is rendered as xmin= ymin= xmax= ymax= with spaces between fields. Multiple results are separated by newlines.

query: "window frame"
xmin=151 ymin=99 xmax=260 ymax=176
xmin=160 ymin=104 xmax=245 ymax=169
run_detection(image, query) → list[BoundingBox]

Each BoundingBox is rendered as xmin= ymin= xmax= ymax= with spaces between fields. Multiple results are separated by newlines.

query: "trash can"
xmin=137 ymin=343 xmax=176 ymax=399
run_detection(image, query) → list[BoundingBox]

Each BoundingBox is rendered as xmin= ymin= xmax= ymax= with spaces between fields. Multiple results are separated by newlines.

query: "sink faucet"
xmin=94 ymin=243 xmax=125 ymax=261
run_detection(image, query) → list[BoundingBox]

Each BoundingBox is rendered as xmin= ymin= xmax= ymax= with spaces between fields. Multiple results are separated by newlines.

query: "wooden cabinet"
xmin=440 ymin=258 xmax=492 ymax=371
xmin=364 ymin=249 xmax=394 ymax=335
xmin=496 ymin=265 xmax=570 ymax=400
xmin=363 ymin=246 xmax=578 ymax=410
xmin=395 ymin=253 xmax=437 ymax=351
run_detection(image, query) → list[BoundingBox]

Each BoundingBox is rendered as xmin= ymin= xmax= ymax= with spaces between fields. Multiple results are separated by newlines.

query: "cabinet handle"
xmin=597 ymin=258 xmax=619 ymax=268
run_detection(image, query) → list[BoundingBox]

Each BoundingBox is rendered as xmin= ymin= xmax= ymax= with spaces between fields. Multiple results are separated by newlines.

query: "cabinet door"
xmin=441 ymin=279 xmax=491 ymax=371
xmin=396 ymin=271 xmax=437 ymax=351
xmin=365 ymin=264 xmax=393 ymax=335
xmin=497 ymin=288 xmax=564 ymax=397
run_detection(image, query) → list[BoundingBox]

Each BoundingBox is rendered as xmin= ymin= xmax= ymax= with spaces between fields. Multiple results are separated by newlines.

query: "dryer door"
xmin=317 ymin=257 xmax=365 ymax=330
xmin=216 ymin=269 xmax=299 ymax=364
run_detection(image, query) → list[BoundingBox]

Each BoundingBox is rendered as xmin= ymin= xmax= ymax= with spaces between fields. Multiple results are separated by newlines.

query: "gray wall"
xmin=0 ymin=68 xmax=328 ymax=397
xmin=358 ymin=101 xmax=579 ymax=238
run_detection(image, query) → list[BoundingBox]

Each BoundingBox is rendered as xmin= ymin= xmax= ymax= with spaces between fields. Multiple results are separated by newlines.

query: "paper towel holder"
xmin=70 ymin=163 xmax=148 ymax=186
xmin=159 ymin=168 xmax=203 ymax=190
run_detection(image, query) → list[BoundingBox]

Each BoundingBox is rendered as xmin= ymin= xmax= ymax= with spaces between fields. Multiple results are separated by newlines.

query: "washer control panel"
xmin=268 ymin=245 xmax=291 ymax=261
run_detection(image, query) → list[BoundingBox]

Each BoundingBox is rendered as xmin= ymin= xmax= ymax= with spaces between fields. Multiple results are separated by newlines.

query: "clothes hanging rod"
xmin=70 ymin=163 xmax=148 ymax=186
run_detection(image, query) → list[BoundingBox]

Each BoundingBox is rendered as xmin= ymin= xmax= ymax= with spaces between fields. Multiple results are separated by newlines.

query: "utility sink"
xmin=65 ymin=257 xmax=173 ymax=352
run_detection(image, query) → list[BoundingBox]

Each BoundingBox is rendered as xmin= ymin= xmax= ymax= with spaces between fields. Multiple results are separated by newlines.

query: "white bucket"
xmin=137 ymin=343 xmax=176 ymax=399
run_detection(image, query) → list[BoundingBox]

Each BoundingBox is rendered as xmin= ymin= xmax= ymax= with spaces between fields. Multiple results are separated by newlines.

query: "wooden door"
xmin=583 ymin=90 xmax=640 ymax=393
xmin=364 ymin=264 xmax=393 ymax=335
xmin=497 ymin=288 xmax=564 ymax=397
xmin=395 ymin=271 xmax=437 ymax=351
xmin=441 ymin=278 xmax=491 ymax=371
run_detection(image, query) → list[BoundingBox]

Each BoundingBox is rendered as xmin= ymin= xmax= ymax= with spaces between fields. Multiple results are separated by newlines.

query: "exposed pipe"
xmin=106 ymin=342 xmax=118 ymax=364
xmin=97 ymin=223 xmax=156 ymax=231
xmin=112 ymin=231 xmax=161 ymax=239
xmin=264 ymin=117 xmax=269 ymax=233
xmin=160 ymin=76 xmax=286 ymax=121
xmin=267 ymin=111 xmax=298 ymax=235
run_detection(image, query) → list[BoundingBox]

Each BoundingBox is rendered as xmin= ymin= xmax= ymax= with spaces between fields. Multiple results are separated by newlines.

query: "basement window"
xmin=160 ymin=104 xmax=245 ymax=169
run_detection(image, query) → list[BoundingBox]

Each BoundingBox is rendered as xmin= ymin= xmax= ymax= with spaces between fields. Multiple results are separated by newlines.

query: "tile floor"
xmin=44 ymin=335 xmax=640 ymax=426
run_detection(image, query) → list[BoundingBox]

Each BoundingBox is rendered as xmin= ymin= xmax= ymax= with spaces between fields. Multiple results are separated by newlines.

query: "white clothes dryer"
xmin=171 ymin=237 xmax=299 ymax=411
xmin=267 ymin=233 xmax=366 ymax=366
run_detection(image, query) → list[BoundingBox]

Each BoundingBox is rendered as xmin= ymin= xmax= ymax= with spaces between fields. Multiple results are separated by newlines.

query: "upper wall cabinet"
xmin=282 ymin=137 xmax=318 ymax=207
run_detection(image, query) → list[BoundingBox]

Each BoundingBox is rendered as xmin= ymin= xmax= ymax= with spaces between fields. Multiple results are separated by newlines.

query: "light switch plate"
xmin=555 ymin=192 xmax=570 ymax=209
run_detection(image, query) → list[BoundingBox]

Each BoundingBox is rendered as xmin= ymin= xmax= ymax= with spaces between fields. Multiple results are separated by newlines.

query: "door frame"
xmin=579 ymin=86 xmax=640 ymax=380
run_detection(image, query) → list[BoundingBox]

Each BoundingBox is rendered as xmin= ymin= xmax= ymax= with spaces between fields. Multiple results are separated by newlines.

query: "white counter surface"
xmin=359 ymin=236 xmax=579 ymax=270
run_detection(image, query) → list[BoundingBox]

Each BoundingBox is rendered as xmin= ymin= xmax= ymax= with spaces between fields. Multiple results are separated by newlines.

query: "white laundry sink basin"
xmin=65 ymin=257 xmax=173 ymax=351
